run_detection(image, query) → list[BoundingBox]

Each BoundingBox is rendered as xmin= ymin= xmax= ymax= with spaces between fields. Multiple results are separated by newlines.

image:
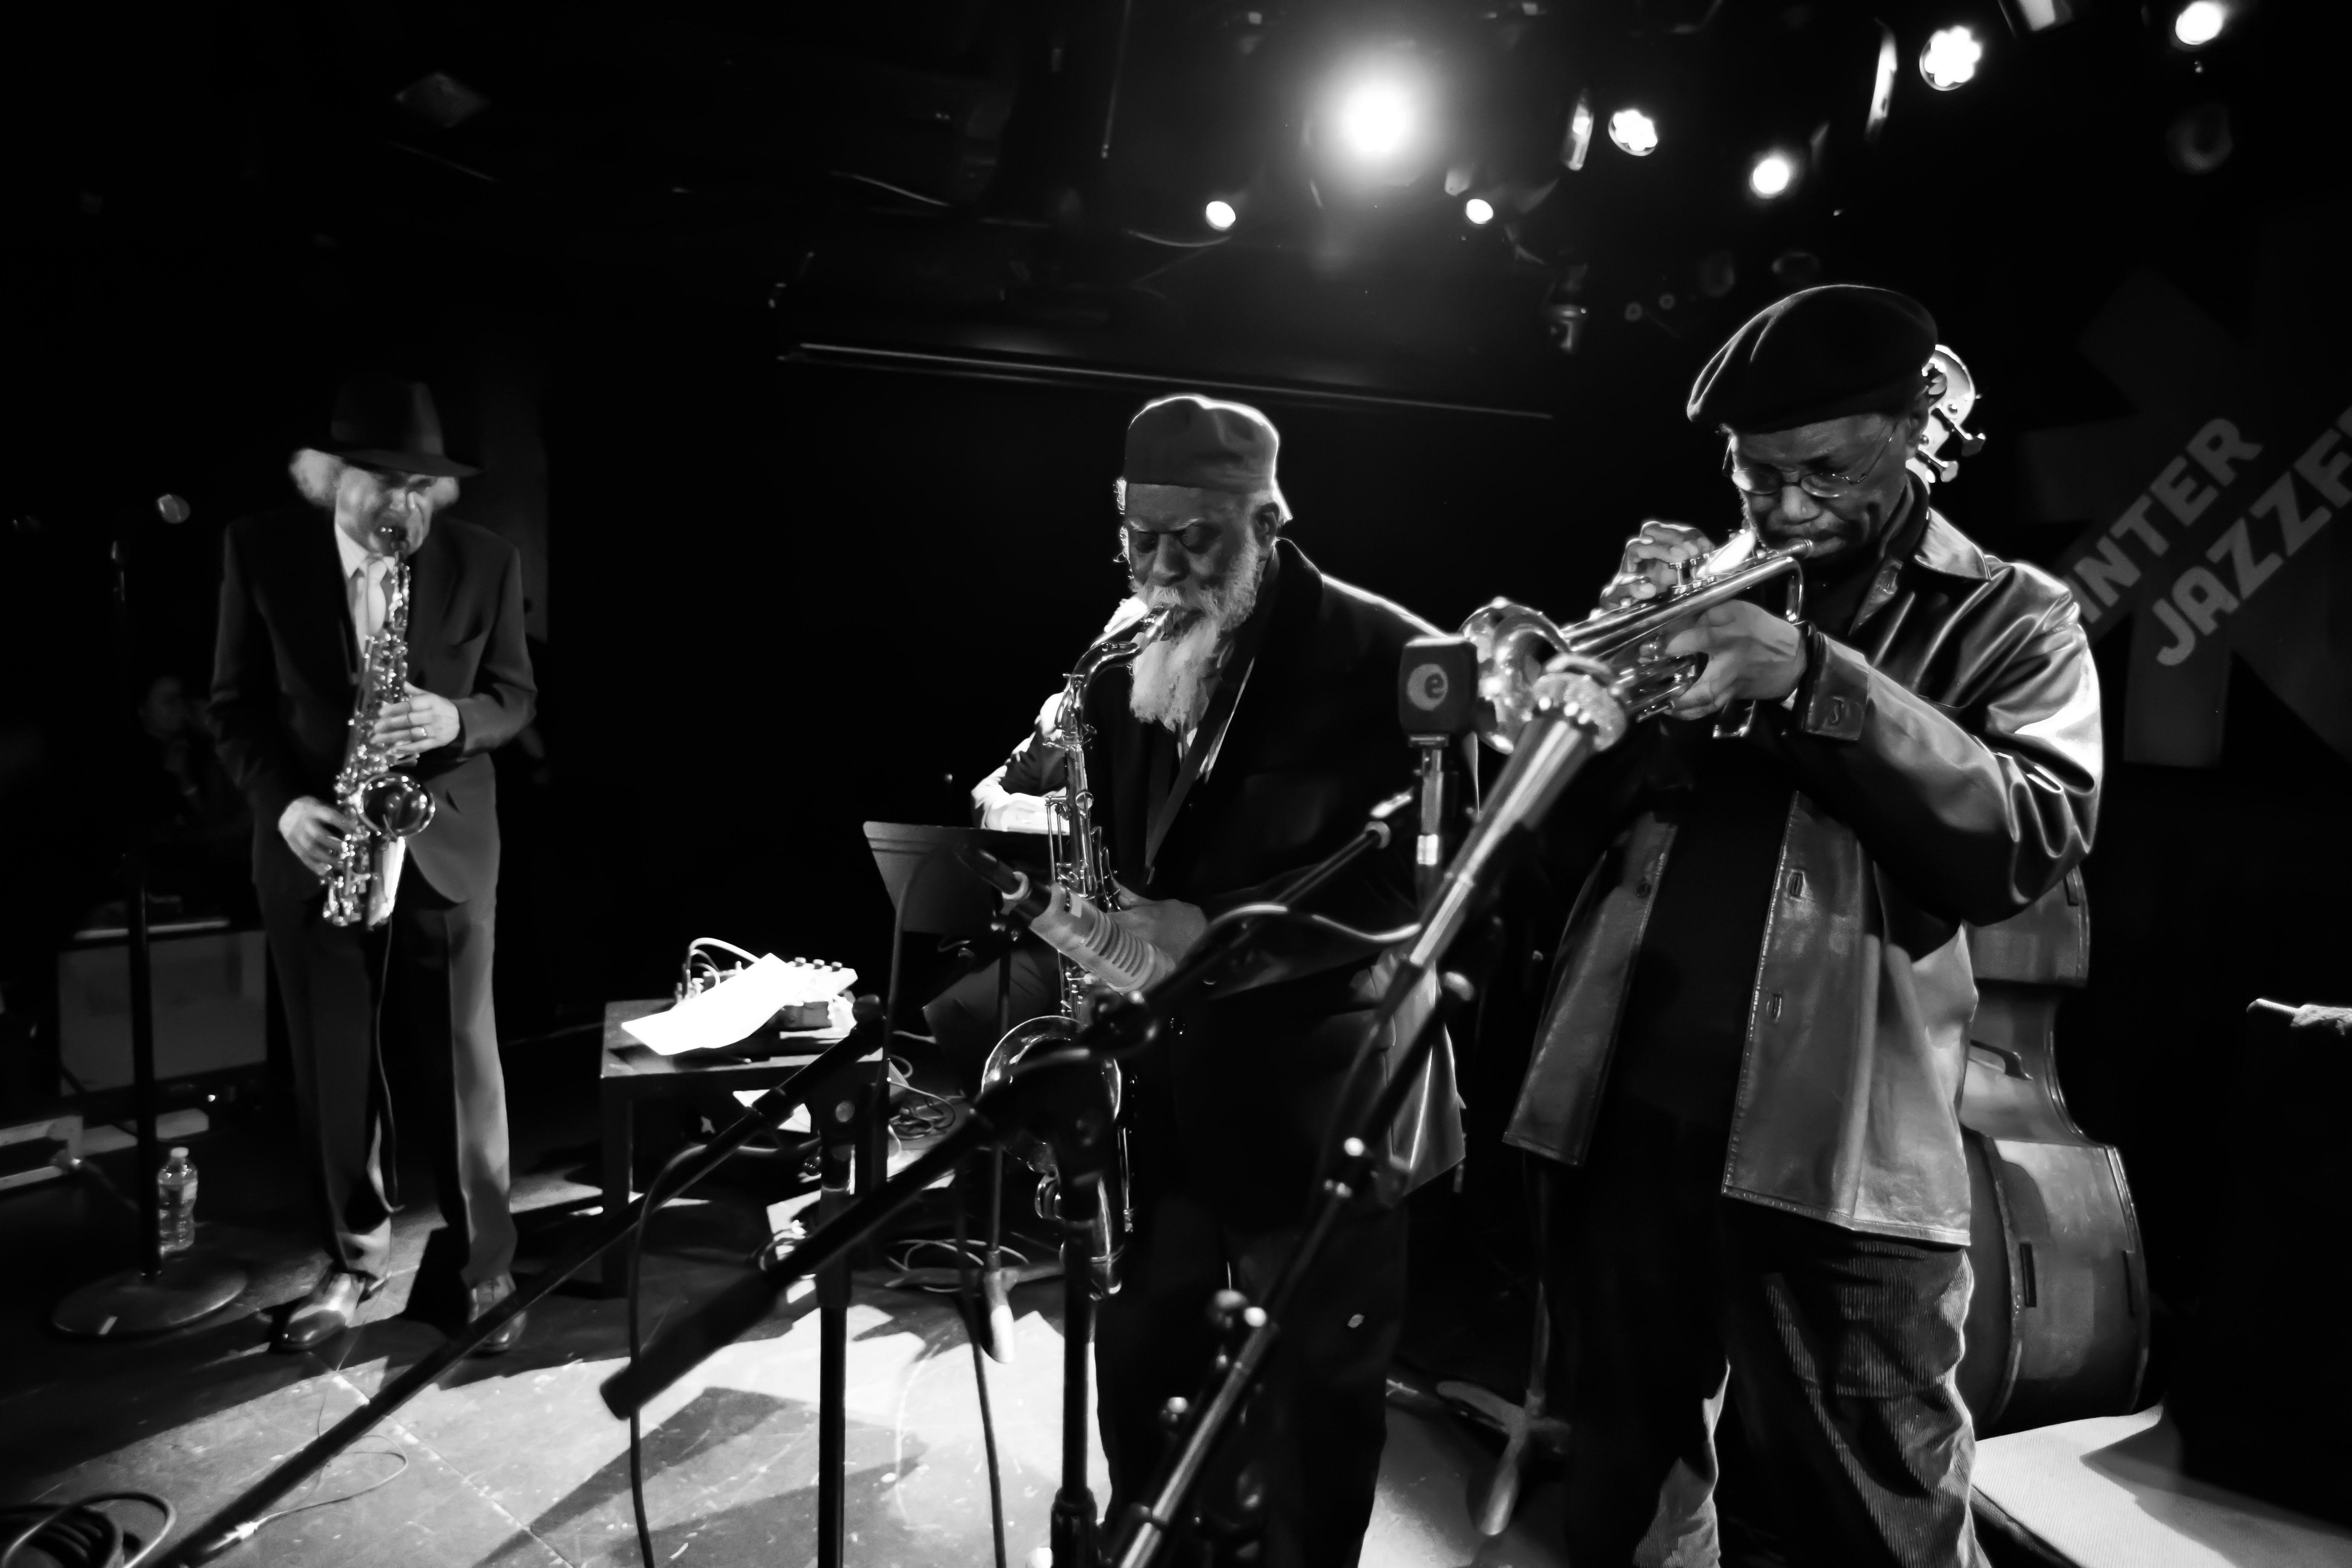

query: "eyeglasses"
xmin=1723 ymin=422 xmax=1907 ymax=499
xmin=1122 ymin=521 xmax=1225 ymax=557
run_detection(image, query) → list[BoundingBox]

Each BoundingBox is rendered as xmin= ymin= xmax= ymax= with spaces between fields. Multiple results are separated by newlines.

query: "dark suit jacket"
xmin=210 ymin=506 xmax=537 ymax=910
xmin=1083 ymin=539 xmax=1436 ymax=1228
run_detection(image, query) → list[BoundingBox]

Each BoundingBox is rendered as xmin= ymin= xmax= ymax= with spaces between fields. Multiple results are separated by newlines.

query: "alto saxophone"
xmin=323 ymin=547 xmax=438 ymax=928
xmin=982 ymin=605 xmax=1168 ymax=1297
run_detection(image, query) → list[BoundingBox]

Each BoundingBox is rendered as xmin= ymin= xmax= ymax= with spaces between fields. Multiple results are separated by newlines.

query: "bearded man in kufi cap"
xmin=1508 ymin=285 xmax=2104 ymax=1565
xmin=968 ymin=393 xmax=1460 ymax=1565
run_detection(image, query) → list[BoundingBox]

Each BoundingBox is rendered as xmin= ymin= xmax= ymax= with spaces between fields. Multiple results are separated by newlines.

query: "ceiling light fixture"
xmin=2173 ymin=2 xmax=2227 ymax=47
xmin=1464 ymin=197 xmax=1495 ymax=225
xmin=1337 ymin=79 xmax=1417 ymax=160
xmin=1748 ymin=151 xmax=1798 ymax=199
xmin=1204 ymin=199 xmax=1238 ymax=231
xmin=1608 ymin=107 xmax=1660 ymax=157
xmin=1920 ymin=26 xmax=1983 ymax=89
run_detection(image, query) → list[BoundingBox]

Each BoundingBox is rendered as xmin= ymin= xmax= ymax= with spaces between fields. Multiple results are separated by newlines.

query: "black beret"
xmin=1686 ymin=285 xmax=1938 ymax=433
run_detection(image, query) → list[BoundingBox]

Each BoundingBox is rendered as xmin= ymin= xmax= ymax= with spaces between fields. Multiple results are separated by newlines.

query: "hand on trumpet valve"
xmin=1597 ymin=521 xmax=1714 ymax=609
xmin=1661 ymin=602 xmax=1808 ymax=720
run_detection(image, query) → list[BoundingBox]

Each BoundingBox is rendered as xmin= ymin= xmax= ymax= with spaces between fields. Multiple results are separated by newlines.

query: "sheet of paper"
xmin=734 ymin=1090 xmax=813 ymax=1133
xmin=623 ymin=954 xmax=802 ymax=1056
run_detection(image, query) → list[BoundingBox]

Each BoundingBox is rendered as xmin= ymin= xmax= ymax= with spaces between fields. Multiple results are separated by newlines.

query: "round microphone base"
xmin=52 ymin=1255 xmax=251 ymax=1339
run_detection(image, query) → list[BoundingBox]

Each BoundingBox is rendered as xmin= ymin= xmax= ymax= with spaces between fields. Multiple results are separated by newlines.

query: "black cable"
xmin=953 ymin=1155 xmax=1011 ymax=1568
xmin=627 ymin=1142 xmax=707 ymax=1567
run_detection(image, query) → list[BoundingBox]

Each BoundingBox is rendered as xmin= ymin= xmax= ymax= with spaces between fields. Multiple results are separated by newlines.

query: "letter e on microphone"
xmin=1399 ymin=636 xmax=1476 ymax=738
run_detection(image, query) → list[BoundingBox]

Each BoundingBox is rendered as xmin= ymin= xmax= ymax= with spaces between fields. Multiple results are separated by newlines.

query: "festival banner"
xmin=2021 ymin=216 xmax=2351 ymax=768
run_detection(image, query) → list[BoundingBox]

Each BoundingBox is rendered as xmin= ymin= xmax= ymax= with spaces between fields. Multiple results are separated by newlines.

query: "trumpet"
xmin=1461 ymin=530 xmax=1812 ymax=750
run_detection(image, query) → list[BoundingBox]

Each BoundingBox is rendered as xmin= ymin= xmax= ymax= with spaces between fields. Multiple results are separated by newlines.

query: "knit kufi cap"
xmin=1122 ymin=394 xmax=1279 ymax=493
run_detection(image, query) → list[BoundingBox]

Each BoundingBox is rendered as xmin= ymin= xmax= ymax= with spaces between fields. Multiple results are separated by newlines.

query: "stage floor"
xmin=0 ymin=1077 xmax=1566 ymax=1567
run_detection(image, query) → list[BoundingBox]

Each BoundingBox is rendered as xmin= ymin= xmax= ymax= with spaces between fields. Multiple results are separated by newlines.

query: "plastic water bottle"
xmin=157 ymin=1147 xmax=198 ymax=1255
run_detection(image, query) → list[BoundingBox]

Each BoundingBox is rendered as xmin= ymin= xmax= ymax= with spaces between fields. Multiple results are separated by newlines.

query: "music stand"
xmin=864 ymin=822 xmax=1050 ymax=942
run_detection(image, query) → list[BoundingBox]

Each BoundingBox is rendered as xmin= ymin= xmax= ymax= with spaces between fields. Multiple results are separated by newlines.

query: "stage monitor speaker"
xmin=57 ymin=924 xmax=267 ymax=1092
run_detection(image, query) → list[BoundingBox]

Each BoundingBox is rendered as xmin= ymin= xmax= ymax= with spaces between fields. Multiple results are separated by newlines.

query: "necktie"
xmin=352 ymin=558 xmax=389 ymax=650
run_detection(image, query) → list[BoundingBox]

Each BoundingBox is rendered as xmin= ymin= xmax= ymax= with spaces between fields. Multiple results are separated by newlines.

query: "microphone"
xmin=1383 ymin=656 xmax=1626 ymax=1012
xmin=956 ymin=846 xmax=1050 ymax=923
xmin=1398 ymin=637 xmax=1478 ymax=899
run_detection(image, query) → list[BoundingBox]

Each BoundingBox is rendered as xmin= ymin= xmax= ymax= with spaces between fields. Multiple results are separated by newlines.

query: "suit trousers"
xmin=261 ymin=867 xmax=514 ymax=1288
xmin=1096 ymin=1191 xmax=1405 ymax=1568
xmin=1545 ymin=1095 xmax=1985 ymax=1568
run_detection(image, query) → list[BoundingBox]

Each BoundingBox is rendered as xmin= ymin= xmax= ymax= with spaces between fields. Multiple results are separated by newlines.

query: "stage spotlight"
xmin=1204 ymin=199 xmax=1237 ymax=231
xmin=1608 ymin=107 xmax=1660 ymax=157
xmin=1748 ymin=151 xmax=1797 ymax=199
xmin=2173 ymin=2 xmax=2227 ymax=47
xmin=1920 ymin=26 xmax=1982 ymax=90
xmin=1338 ymin=78 xmax=1416 ymax=159
xmin=1464 ymin=197 xmax=1495 ymax=225
xmin=1563 ymin=89 xmax=1595 ymax=171
xmin=1867 ymin=23 xmax=1898 ymax=143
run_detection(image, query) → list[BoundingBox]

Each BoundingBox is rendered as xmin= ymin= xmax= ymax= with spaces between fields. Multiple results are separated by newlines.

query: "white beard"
xmin=1128 ymin=528 xmax=1268 ymax=733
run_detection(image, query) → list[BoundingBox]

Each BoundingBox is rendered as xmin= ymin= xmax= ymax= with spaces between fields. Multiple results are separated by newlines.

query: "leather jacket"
xmin=1504 ymin=504 xmax=2102 ymax=1244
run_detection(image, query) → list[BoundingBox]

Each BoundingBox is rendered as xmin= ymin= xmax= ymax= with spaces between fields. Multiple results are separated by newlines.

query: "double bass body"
xmin=1955 ymin=867 xmax=2149 ymax=1437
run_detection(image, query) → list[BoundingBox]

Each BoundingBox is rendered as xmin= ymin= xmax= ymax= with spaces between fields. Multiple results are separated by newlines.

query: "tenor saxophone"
xmin=322 ymin=547 xmax=438 ymax=928
xmin=981 ymin=606 xmax=1169 ymax=1297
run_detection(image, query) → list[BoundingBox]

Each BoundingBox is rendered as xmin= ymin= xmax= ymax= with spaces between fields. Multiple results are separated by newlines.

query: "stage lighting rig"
xmin=1464 ymin=197 xmax=1494 ymax=225
xmin=1205 ymin=199 xmax=1238 ymax=231
xmin=2173 ymin=2 xmax=2228 ymax=48
xmin=1608 ymin=107 xmax=1660 ymax=157
xmin=1920 ymin=26 xmax=1983 ymax=90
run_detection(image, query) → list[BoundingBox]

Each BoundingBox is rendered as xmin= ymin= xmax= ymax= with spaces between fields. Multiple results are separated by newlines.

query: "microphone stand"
xmin=598 ymin=802 xmax=1413 ymax=1425
xmin=168 ymin=1019 xmax=882 ymax=1565
xmin=1105 ymin=660 xmax=1627 ymax=1568
xmin=54 ymin=495 xmax=250 ymax=1339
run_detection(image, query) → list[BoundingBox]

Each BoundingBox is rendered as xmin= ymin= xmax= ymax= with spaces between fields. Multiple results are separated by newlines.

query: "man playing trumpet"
xmin=1510 ymin=286 xmax=2102 ymax=1566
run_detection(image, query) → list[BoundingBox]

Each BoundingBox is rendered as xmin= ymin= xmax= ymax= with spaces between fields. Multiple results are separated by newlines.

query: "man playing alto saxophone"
xmin=1021 ymin=395 xmax=1457 ymax=1565
xmin=1510 ymin=286 xmax=2102 ymax=1566
xmin=210 ymin=370 xmax=537 ymax=1354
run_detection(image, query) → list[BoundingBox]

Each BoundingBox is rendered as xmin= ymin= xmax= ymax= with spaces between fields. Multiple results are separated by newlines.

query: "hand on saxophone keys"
xmin=279 ymin=795 xmax=355 ymax=878
xmin=372 ymin=680 xmax=461 ymax=758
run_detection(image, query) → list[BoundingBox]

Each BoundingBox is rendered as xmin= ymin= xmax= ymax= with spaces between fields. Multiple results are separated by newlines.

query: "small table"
xmin=597 ymin=998 xmax=864 ymax=1297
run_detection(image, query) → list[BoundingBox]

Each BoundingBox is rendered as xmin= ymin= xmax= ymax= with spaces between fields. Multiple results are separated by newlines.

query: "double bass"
xmin=1956 ymin=866 xmax=2149 ymax=1435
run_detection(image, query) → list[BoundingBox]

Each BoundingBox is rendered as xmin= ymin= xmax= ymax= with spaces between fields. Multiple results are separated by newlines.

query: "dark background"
xmin=2 ymin=0 xmax=2345 ymax=1341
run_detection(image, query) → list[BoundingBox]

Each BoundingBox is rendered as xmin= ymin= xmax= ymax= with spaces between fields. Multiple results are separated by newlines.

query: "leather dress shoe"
xmin=466 ymin=1275 xmax=526 ymax=1355
xmin=274 ymin=1269 xmax=380 ymax=1353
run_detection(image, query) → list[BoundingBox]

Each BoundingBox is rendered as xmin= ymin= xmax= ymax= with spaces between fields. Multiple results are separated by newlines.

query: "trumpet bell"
xmin=1456 ymin=533 xmax=1813 ymax=749
xmin=1460 ymin=599 xmax=1575 ymax=754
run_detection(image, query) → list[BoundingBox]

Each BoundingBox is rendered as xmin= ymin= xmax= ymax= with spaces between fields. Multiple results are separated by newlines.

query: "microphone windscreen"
xmin=1399 ymin=636 xmax=1477 ymax=738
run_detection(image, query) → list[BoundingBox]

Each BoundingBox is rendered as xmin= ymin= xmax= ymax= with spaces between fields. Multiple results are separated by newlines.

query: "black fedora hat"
xmin=323 ymin=371 xmax=478 ymax=478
